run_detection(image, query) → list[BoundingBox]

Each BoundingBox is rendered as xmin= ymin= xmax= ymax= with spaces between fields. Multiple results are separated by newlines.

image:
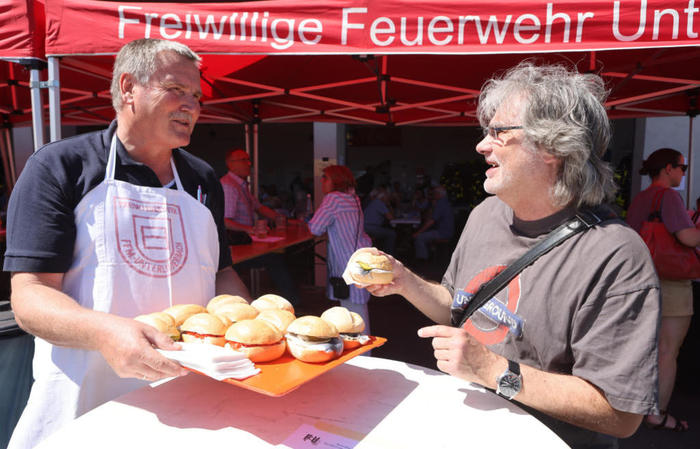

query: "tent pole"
xmin=253 ymin=122 xmax=259 ymax=199
xmin=5 ymin=127 xmax=16 ymax=188
xmin=244 ymin=123 xmax=250 ymax=156
xmin=688 ymin=115 xmax=694 ymax=209
xmin=29 ymin=67 xmax=44 ymax=151
xmin=48 ymin=57 xmax=62 ymax=142
xmin=0 ymin=128 xmax=14 ymax=194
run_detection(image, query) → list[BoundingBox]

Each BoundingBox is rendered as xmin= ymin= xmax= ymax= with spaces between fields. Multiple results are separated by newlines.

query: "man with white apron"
xmin=4 ymin=39 xmax=250 ymax=448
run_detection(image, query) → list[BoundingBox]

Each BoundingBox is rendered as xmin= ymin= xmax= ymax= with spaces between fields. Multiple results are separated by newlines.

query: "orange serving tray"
xmin=187 ymin=336 xmax=386 ymax=397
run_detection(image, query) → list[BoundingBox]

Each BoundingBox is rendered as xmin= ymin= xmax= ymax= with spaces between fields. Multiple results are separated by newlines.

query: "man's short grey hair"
xmin=477 ymin=61 xmax=616 ymax=208
xmin=111 ymin=38 xmax=201 ymax=112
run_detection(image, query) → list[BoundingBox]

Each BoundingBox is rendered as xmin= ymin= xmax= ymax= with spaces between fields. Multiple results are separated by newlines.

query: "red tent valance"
xmin=45 ymin=0 xmax=699 ymax=56
xmin=0 ymin=0 xmax=45 ymax=59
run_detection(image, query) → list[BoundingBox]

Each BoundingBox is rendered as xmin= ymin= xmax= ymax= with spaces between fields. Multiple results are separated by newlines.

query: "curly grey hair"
xmin=477 ymin=61 xmax=616 ymax=208
xmin=111 ymin=38 xmax=201 ymax=113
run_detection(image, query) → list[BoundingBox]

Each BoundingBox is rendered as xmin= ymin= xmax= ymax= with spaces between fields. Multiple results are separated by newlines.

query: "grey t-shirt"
xmin=443 ymin=197 xmax=660 ymax=443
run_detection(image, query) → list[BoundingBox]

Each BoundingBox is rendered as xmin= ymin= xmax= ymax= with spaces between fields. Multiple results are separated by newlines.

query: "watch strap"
xmin=508 ymin=359 xmax=520 ymax=376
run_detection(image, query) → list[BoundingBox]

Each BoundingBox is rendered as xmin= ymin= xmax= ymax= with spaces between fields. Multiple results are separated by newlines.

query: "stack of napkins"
xmin=157 ymin=342 xmax=260 ymax=381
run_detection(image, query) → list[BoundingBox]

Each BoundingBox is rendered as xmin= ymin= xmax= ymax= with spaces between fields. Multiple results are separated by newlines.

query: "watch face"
xmin=497 ymin=372 xmax=522 ymax=398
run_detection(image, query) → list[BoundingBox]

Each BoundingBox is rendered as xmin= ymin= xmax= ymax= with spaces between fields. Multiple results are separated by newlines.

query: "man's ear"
xmin=119 ymin=73 xmax=136 ymax=106
xmin=539 ymin=150 xmax=559 ymax=167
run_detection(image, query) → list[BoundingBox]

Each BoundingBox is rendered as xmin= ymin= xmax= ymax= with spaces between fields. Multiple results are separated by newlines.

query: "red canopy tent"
xmin=2 ymin=0 xmax=699 ymax=193
xmin=34 ymin=0 xmax=699 ymax=128
xmin=0 ymin=0 xmax=46 ymax=190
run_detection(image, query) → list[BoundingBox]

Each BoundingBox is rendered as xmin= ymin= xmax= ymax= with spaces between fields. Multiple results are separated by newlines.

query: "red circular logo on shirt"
xmin=462 ymin=265 xmax=521 ymax=345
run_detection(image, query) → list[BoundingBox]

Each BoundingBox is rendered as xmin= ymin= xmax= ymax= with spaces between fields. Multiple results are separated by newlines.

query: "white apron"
xmin=9 ymin=135 xmax=219 ymax=449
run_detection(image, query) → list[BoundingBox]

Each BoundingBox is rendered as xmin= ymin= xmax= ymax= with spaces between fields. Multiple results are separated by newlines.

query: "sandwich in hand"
xmin=224 ymin=319 xmax=286 ymax=362
xmin=134 ymin=313 xmax=181 ymax=342
xmin=346 ymin=250 xmax=394 ymax=284
xmin=285 ymin=316 xmax=344 ymax=363
xmin=320 ymin=306 xmax=370 ymax=350
xmin=180 ymin=313 xmax=228 ymax=346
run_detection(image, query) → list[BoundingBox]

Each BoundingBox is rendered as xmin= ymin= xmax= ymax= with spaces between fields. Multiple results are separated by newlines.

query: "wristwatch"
xmin=496 ymin=360 xmax=522 ymax=400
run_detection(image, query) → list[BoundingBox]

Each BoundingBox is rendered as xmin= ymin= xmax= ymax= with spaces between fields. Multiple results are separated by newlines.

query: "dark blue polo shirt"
xmin=3 ymin=121 xmax=232 ymax=273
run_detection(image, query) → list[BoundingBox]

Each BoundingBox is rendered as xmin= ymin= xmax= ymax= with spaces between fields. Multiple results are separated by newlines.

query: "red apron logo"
xmin=114 ymin=197 xmax=189 ymax=277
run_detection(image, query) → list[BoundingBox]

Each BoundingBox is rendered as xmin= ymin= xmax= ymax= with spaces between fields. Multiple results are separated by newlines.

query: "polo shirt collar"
xmin=227 ymin=171 xmax=248 ymax=187
xmin=103 ymin=119 xmax=180 ymax=167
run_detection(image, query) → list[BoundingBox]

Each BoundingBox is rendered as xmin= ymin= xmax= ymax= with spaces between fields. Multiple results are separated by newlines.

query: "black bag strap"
xmin=455 ymin=208 xmax=611 ymax=328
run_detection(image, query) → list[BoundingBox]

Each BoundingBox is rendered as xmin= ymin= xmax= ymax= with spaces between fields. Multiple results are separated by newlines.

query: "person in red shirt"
xmin=626 ymin=148 xmax=700 ymax=432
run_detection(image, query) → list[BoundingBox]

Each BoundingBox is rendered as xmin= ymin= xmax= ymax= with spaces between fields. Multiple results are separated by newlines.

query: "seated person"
xmin=364 ymin=187 xmax=397 ymax=254
xmin=221 ymin=149 xmax=284 ymax=233
xmin=412 ymin=186 xmax=454 ymax=260
xmin=221 ymin=148 xmax=299 ymax=304
xmin=410 ymin=188 xmax=430 ymax=219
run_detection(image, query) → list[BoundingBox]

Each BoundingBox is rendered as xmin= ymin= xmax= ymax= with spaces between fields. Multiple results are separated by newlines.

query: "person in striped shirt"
xmin=220 ymin=148 xmax=299 ymax=304
xmin=308 ymin=165 xmax=373 ymax=332
xmin=220 ymin=148 xmax=283 ymax=233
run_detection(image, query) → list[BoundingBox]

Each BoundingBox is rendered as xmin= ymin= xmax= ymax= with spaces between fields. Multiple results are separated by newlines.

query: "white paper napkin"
xmin=157 ymin=342 xmax=260 ymax=381
xmin=250 ymin=235 xmax=285 ymax=243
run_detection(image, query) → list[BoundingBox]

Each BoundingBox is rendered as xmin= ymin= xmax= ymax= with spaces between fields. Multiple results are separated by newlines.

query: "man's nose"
xmin=181 ymin=94 xmax=200 ymax=112
xmin=475 ymin=136 xmax=490 ymax=155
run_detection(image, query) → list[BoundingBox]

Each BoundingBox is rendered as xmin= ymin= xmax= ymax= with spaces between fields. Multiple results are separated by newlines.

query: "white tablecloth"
xmin=37 ymin=356 xmax=568 ymax=448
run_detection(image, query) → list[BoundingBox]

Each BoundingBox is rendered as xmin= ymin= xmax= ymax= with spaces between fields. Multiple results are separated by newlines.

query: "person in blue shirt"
xmin=412 ymin=185 xmax=454 ymax=260
xmin=363 ymin=187 xmax=396 ymax=254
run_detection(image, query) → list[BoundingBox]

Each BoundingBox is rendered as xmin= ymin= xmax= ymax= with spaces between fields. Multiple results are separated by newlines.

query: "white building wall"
xmin=634 ymin=116 xmax=700 ymax=209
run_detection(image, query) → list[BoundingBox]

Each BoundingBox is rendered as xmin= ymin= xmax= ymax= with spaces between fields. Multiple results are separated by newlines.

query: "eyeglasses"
xmin=672 ymin=163 xmax=688 ymax=173
xmin=482 ymin=125 xmax=523 ymax=140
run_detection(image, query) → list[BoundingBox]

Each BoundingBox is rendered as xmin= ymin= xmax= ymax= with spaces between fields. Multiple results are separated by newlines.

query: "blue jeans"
xmin=414 ymin=229 xmax=442 ymax=260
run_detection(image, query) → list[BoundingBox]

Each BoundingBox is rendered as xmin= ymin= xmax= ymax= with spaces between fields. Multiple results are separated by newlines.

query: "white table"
xmin=37 ymin=356 xmax=568 ymax=448
xmin=389 ymin=217 xmax=421 ymax=227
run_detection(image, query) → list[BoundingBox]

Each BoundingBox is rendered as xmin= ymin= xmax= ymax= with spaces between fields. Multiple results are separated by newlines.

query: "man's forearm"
xmin=466 ymin=350 xmax=643 ymax=438
xmin=512 ymin=364 xmax=643 ymax=437
xmin=397 ymin=269 xmax=453 ymax=324
xmin=11 ymin=272 xmax=116 ymax=351
xmin=224 ymin=218 xmax=253 ymax=233
xmin=258 ymin=205 xmax=278 ymax=220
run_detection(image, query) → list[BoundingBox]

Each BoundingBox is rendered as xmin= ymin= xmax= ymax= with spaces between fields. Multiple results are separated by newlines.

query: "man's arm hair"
xmin=10 ymin=272 xmax=187 ymax=379
xmin=11 ymin=272 xmax=101 ymax=349
xmin=224 ymin=217 xmax=254 ymax=233
xmin=257 ymin=204 xmax=279 ymax=220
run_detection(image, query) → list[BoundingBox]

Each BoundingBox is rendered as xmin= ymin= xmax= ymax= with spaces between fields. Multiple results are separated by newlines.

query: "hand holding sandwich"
xmin=356 ymin=249 xmax=413 ymax=299
xmin=358 ymin=250 xmax=453 ymax=325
